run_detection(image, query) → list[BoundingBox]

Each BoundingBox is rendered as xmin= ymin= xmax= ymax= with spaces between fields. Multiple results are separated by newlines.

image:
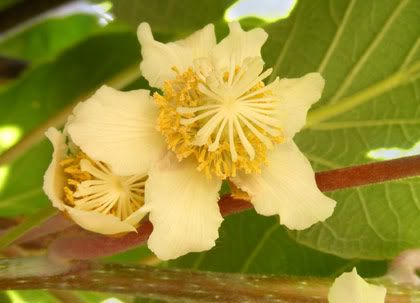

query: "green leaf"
xmin=4 ymin=290 xmax=57 ymax=303
xmin=110 ymin=0 xmax=236 ymax=33
xmin=0 ymin=0 xmax=20 ymax=11
xmin=0 ymin=29 xmax=140 ymax=216
xmin=171 ymin=0 xmax=419 ymax=271
xmin=0 ymin=14 xmax=104 ymax=64
xmin=261 ymin=0 xmax=420 ymax=259
xmin=173 ymin=211 xmax=387 ymax=277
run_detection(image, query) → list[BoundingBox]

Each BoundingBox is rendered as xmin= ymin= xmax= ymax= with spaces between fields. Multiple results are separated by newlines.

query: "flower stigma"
xmin=155 ymin=57 xmax=283 ymax=179
xmin=60 ymin=153 xmax=147 ymax=220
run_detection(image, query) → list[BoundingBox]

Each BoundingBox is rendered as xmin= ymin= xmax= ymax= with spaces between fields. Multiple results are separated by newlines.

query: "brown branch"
xmin=5 ymin=155 xmax=420 ymax=261
xmin=315 ymin=155 xmax=420 ymax=192
xmin=0 ymin=258 xmax=415 ymax=303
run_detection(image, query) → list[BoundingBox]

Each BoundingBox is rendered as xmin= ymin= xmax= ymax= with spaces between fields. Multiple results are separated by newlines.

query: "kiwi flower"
xmin=43 ymin=127 xmax=148 ymax=234
xmin=59 ymin=22 xmax=336 ymax=260
xmin=328 ymin=268 xmax=386 ymax=302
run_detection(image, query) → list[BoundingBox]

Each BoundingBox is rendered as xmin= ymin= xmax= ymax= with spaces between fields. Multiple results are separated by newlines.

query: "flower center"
xmin=60 ymin=153 xmax=147 ymax=220
xmin=155 ymin=58 xmax=283 ymax=179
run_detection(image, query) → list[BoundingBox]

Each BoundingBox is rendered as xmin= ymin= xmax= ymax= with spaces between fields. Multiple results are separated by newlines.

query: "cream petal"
xmin=65 ymin=206 xmax=141 ymax=235
xmin=137 ymin=22 xmax=193 ymax=88
xmin=211 ymin=21 xmax=268 ymax=69
xmin=231 ymin=141 xmax=336 ymax=230
xmin=67 ymin=85 xmax=166 ymax=176
xmin=175 ymin=24 xmax=217 ymax=60
xmin=271 ymin=73 xmax=325 ymax=139
xmin=144 ymin=154 xmax=223 ymax=260
xmin=124 ymin=207 xmax=149 ymax=226
xmin=43 ymin=127 xmax=67 ymax=211
xmin=328 ymin=268 xmax=386 ymax=303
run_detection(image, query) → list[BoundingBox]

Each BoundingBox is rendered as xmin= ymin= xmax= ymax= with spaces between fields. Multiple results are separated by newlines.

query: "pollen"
xmin=60 ymin=153 xmax=147 ymax=220
xmin=155 ymin=57 xmax=283 ymax=179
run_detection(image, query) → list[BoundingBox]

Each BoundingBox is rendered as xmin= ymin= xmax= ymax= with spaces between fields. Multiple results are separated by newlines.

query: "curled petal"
xmin=271 ymin=73 xmax=325 ymax=138
xmin=65 ymin=206 xmax=147 ymax=235
xmin=328 ymin=268 xmax=386 ymax=303
xmin=43 ymin=127 xmax=67 ymax=211
xmin=144 ymin=154 xmax=223 ymax=260
xmin=211 ymin=21 xmax=268 ymax=69
xmin=231 ymin=141 xmax=336 ymax=230
xmin=67 ymin=85 xmax=165 ymax=176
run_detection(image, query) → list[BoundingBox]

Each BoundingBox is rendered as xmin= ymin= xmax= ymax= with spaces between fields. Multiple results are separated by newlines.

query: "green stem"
xmin=0 ymin=207 xmax=57 ymax=250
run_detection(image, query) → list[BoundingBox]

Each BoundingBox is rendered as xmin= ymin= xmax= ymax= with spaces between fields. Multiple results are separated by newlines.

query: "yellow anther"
xmin=155 ymin=67 xmax=283 ymax=179
xmin=60 ymin=153 xmax=93 ymax=205
xmin=59 ymin=152 xmax=147 ymax=221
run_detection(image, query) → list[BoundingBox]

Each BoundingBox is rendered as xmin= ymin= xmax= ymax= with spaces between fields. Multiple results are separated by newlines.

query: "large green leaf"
xmin=261 ymin=0 xmax=420 ymax=259
xmin=0 ymin=29 xmax=140 ymax=216
xmin=173 ymin=0 xmax=420 ymax=271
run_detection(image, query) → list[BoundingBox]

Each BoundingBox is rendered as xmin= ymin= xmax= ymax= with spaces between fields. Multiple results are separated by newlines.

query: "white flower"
xmin=328 ymin=268 xmax=386 ymax=303
xmin=43 ymin=127 xmax=148 ymax=235
xmin=65 ymin=22 xmax=336 ymax=260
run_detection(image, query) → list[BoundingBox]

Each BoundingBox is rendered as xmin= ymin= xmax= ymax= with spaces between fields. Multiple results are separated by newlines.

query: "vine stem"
xmin=2 ymin=154 xmax=419 ymax=261
xmin=315 ymin=154 xmax=420 ymax=192
xmin=0 ymin=258 xmax=416 ymax=302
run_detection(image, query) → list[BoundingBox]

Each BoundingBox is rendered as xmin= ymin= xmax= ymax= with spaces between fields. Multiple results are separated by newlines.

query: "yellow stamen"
xmin=155 ymin=62 xmax=283 ymax=179
xmin=60 ymin=153 xmax=147 ymax=220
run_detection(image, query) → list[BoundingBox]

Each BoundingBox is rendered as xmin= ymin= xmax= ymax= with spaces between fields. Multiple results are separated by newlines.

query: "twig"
xmin=2 ymin=155 xmax=419 ymax=261
xmin=315 ymin=155 xmax=420 ymax=192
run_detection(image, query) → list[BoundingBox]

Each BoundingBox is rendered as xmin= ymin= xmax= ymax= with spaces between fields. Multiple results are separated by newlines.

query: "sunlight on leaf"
xmin=367 ymin=141 xmax=420 ymax=160
xmin=225 ymin=0 xmax=296 ymax=22
xmin=0 ymin=166 xmax=10 ymax=192
xmin=0 ymin=125 xmax=22 ymax=151
xmin=0 ymin=126 xmax=22 ymax=192
xmin=6 ymin=291 xmax=24 ymax=303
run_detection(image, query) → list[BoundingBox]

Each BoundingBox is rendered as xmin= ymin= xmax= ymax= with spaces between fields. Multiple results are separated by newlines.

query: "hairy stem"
xmin=2 ymin=155 xmax=418 ymax=260
xmin=0 ymin=258 xmax=415 ymax=303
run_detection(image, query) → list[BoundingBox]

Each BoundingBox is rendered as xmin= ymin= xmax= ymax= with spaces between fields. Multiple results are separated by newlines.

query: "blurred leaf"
xmin=0 ymin=0 xmax=21 ymax=11
xmin=110 ymin=0 xmax=236 ymax=33
xmin=5 ymin=290 xmax=57 ymax=303
xmin=0 ymin=29 xmax=140 ymax=216
xmin=0 ymin=14 xmax=105 ymax=64
xmin=0 ymin=292 xmax=11 ymax=303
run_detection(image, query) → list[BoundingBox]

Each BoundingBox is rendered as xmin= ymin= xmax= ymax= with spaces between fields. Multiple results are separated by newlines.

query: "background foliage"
xmin=0 ymin=0 xmax=419 ymax=302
